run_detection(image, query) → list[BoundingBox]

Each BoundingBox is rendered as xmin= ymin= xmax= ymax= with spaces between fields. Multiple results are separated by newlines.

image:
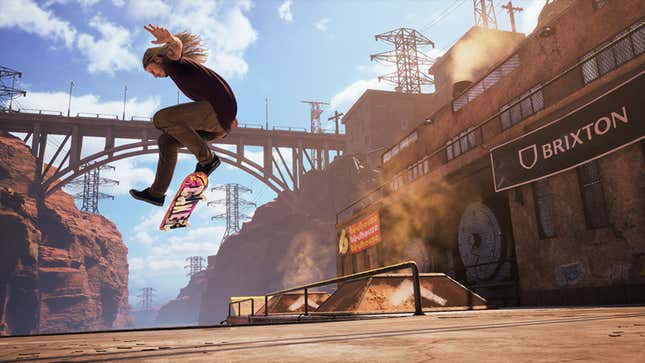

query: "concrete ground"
xmin=0 ymin=306 xmax=643 ymax=362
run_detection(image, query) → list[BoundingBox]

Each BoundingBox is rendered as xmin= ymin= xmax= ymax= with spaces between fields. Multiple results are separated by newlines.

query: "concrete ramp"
xmin=315 ymin=273 xmax=486 ymax=314
xmin=260 ymin=292 xmax=330 ymax=315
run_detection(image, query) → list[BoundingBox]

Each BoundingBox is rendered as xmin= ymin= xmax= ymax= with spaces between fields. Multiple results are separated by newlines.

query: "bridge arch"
xmin=43 ymin=140 xmax=289 ymax=197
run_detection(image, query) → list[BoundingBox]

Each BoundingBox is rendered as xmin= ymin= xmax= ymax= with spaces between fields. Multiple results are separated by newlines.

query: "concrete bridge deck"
xmin=0 ymin=306 xmax=643 ymax=362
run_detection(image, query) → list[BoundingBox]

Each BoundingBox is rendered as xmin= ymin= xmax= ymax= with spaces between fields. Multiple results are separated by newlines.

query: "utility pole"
xmin=0 ymin=66 xmax=26 ymax=111
xmin=67 ymin=81 xmax=74 ymax=117
xmin=265 ymin=97 xmax=269 ymax=130
xmin=209 ymin=183 xmax=256 ymax=242
xmin=370 ymin=28 xmax=435 ymax=94
xmin=473 ymin=0 xmax=498 ymax=29
xmin=177 ymin=90 xmax=180 ymax=105
xmin=184 ymin=256 xmax=206 ymax=277
xmin=69 ymin=163 xmax=119 ymax=214
xmin=300 ymin=100 xmax=329 ymax=134
xmin=502 ymin=1 xmax=523 ymax=33
xmin=122 ymin=84 xmax=127 ymax=120
xmin=137 ymin=287 xmax=156 ymax=310
xmin=328 ymin=111 xmax=344 ymax=135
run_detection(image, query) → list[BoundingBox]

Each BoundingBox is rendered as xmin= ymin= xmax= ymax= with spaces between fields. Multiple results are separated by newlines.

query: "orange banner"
xmin=347 ymin=210 xmax=382 ymax=254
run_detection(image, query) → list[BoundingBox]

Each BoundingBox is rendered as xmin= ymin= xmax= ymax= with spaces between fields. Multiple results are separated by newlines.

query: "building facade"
xmin=336 ymin=0 xmax=645 ymax=306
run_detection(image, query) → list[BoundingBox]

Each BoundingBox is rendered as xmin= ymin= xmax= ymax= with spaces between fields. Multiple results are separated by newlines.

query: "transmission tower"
xmin=473 ymin=0 xmax=498 ymax=29
xmin=184 ymin=256 xmax=206 ymax=277
xmin=370 ymin=28 xmax=436 ymax=94
xmin=0 ymin=66 xmax=26 ymax=111
xmin=137 ymin=287 xmax=156 ymax=310
xmin=300 ymin=100 xmax=329 ymax=134
xmin=208 ymin=183 xmax=256 ymax=241
xmin=69 ymin=164 xmax=119 ymax=214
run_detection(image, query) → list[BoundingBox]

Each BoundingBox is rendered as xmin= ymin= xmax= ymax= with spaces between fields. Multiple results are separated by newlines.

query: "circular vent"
xmin=458 ymin=202 xmax=503 ymax=282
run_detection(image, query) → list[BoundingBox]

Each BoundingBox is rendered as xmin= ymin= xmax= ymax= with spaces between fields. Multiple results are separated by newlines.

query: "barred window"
xmin=500 ymin=86 xmax=545 ymax=130
xmin=382 ymin=131 xmax=417 ymax=164
xmin=577 ymin=160 xmax=609 ymax=229
xmin=446 ymin=127 xmax=478 ymax=161
xmin=581 ymin=21 xmax=644 ymax=84
xmin=533 ymin=179 xmax=556 ymax=239
xmin=453 ymin=53 xmax=520 ymax=112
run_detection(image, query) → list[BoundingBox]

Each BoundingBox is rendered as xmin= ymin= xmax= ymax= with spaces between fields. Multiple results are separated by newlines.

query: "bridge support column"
xmin=236 ymin=137 xmax=244 ymax=160
xmin=263 ymin=138 xmax=272 ymax=178
xmin=324 ymin=143 xmax=330 ymax=169
xmin=35 ymin=132 xmax=47 ymax=183
xmin=142 ymin=129 xmax=148 ymax=150
xmin=70 ymin=126 xmax=81 ymax=172
xmin=298 ymin=141 xmax=304 ymax=190
xmin=105 ymin=127 xmax=114 ymax=157
xmin=31 ymin=124 xmax=40 ymax=157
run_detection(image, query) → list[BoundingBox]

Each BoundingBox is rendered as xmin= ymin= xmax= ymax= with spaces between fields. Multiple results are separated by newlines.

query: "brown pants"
xmin=149 ymin=101 xmax=228 ymax=197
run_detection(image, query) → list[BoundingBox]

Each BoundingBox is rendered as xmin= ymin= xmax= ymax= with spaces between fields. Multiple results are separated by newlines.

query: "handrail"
xmin=76 ymin=112 xmax=119 ymax=119
xmin=239 ymin=123 xmax=264 ymax=129
xmin=259 ymin=261 xmax=423 ymax=317
xmin=272 ymin=125 xmax=308 ymax=132
xmin=228 ymin=298 xmax=256 ymax=317
xmin=336 ymin=20 xmax=645 ymax=226
xmin=18 ymin=108 xmax=63 ymax=116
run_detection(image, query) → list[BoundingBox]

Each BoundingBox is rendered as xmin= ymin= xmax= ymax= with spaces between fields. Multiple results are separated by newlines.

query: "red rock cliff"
xmin=0 ymin=132 xmax=131 ymax=335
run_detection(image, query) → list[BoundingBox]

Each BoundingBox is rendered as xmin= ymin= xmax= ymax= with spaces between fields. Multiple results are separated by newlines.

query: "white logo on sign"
xmin=518 ymin=144 xmax=538 ymax=170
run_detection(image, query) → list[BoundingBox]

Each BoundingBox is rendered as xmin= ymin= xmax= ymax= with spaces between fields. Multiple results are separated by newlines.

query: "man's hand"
xmin=144 ymin=24 xmax=183 ymax=61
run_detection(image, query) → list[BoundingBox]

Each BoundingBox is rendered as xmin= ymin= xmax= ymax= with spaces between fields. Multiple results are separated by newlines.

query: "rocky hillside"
xmin=0 ymin=132 xmax=131 ymax=335
xmin=196 ymin=157 xmax=375 ymax=324
xmin=155 ymin=270 xmax=207 ymax=326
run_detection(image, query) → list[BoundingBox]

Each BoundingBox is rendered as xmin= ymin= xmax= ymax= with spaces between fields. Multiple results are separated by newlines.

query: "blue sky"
xmin=0 ymin=0 xmax=543 ymax=309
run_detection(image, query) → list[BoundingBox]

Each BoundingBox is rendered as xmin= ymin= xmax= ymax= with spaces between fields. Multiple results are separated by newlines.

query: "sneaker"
xmin=195 ymin=152 xmax=221 ymax=176
xmin=129 ymin=188 xmax=165 ymax=206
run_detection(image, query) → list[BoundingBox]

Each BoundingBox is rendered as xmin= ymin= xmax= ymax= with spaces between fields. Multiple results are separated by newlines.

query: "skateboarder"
xmin=130 ymin=24 xmax=238 ymax=206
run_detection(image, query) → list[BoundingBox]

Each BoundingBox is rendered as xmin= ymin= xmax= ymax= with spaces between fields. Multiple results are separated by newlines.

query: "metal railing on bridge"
xmin=2 ymin=108 xmax=345 ymax=135
xmin=227 ymin=261 xmax=423 ymax=319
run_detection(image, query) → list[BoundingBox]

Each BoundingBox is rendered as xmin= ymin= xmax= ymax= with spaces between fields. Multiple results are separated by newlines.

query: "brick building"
xmin=336 ymin=0 xmax=644 ymax=306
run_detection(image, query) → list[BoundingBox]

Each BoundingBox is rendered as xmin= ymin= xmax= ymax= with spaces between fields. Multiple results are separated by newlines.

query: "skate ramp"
xmin=260 ymin=292 xmax=330 ymax=315
xmin=315 ymin=273 xmax=486 ymax=314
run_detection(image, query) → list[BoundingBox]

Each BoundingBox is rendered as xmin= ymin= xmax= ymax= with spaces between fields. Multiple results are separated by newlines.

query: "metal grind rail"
xmin=228 ymin=261 xmax=423 ymax=319
xmin=229 ymin=298 xmax=256 ymax=318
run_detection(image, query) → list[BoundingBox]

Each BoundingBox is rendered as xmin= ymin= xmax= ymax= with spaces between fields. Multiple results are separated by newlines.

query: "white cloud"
xmin=278 ymin=0 xmax=293 ymax=23
xmin=77 ymin=15 xmax=140 ymax=75
xmin=520 ymin=0 xmax=544 ymax=35
xmin=314 ymin=18 xmax=330 ymax=32
xmin=43 ymin=0 xmax=100 ymax=8
xmin=0 ymin=0 xmax=77 ymax=48
xmin=126 ymin=0 xmax=171 ymax=20
xmin=113 ymin=0 xmax=126 ymax=7
xmin=330 ymin=78 xmax=392 ymax=114
xmin=127 ymin=0 xmax=258 ymax=79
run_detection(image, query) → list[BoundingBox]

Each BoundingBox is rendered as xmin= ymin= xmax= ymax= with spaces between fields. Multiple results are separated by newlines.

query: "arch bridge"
xmin=0 ymin=110 xmax=346 ymax=197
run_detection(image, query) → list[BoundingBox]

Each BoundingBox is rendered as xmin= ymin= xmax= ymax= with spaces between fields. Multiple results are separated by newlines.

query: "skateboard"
xmin=159 ymin=172 xmax=208 ymax=231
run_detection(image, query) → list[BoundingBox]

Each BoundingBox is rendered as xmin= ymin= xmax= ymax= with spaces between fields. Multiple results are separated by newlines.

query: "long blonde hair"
xmin=142 ymin=31 xmax=208 ymax=68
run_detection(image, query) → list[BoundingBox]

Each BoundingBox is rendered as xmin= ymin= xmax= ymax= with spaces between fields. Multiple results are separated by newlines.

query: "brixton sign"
xmin=490 ymin=72 xmax=644 ymax=192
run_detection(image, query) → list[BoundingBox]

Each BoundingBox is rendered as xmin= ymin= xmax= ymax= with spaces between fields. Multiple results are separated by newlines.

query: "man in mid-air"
xmin=130 ymin=24 xmax=237 ymax=206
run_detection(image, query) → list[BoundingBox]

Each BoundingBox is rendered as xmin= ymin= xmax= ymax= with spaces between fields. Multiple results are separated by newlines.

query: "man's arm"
xmin=144 ymin=24 xmax=183 ymax=61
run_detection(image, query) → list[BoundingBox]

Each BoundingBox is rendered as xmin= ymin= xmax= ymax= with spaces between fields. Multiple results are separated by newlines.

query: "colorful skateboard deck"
xmin=159 ymin=172 xmax=208 ymax=231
